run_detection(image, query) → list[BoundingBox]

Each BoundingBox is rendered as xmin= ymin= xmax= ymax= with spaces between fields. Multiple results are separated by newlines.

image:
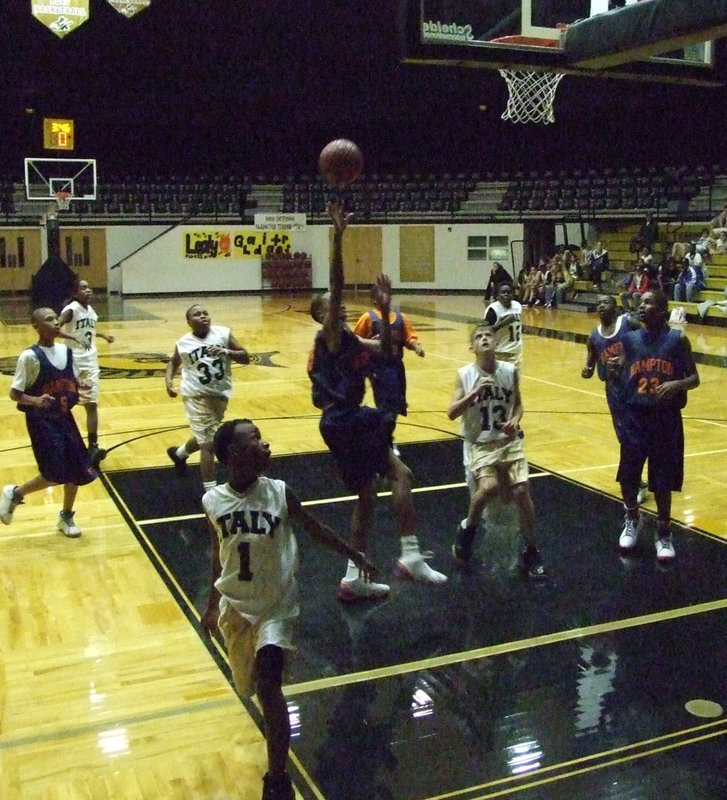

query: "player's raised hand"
xmin=326 ymin=200 xmax=353 ymax=233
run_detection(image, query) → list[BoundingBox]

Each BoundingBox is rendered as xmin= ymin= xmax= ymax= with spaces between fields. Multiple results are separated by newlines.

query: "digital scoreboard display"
xmin=43 ymin=118 xmax=75 ymax=151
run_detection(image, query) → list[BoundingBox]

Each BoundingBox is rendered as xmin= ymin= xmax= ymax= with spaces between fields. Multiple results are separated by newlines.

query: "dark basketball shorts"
xmin=26 ymin=412 xmax=98 ymax=486
xmin=319 ymin=405 xmax=392 ymax=492
xmin=617 ymin=405 xmax=684 ymax=493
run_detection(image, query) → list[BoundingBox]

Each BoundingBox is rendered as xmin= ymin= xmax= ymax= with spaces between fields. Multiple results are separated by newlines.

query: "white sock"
xmin=202 ymin=480 xmax=217 ymax=492
xmin=399 ymin=534 xmax=420 ymax=557
xmin=176 ymin=445 xmax=189 ymax=460
xmin=343 ymin=559 xmax=360 ymax=582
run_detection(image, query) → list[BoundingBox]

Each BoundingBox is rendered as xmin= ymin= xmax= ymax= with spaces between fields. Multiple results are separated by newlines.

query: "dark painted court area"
xmin=103 ymin=439 xmax=727 ymax=800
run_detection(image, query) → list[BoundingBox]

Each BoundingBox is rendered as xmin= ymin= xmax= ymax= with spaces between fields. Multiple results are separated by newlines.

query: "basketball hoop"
xmin=498 ymin=69 xmax=565 ymax=124
xmin=55 ymin=191 xmax=71 ymax=210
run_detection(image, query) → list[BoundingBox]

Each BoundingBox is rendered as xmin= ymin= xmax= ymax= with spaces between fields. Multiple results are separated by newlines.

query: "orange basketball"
xmin=318 ymin=139 xmax=364 ymax=189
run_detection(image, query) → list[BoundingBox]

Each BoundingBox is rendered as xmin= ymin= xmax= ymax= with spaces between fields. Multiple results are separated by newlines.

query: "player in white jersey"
xmin=165 ymin=304 xmax=249 ymax=494
xmin=482 ymin=282 xmax=523 ymax=369
xmin=201 ymin=419 xmax=376 ymax=800
xmin=59 ymin=279 xmax=115 ymax=467
xmin=448 ymin=323 xmax=546 ymax=580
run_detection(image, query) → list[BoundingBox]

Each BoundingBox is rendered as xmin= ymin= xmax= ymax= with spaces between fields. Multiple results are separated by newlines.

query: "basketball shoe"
xmin=337 ymin=576 xmax=390 ymax=602
xmin=619 ymin=513 xmax=643 ymax=550
xmin=0 ymin=485 xmax=22 ymax=525
xmin=262 ymin=772 xmax=294 ymax=800
xmin=57 ymin=510 xmax=81 ymax=538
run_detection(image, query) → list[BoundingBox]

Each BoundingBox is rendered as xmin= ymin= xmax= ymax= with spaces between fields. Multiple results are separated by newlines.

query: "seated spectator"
xmin=695 ymin=228 xmax=715 ymax=263
xmin=709 ymin=202 xmax=727 ymax=229
xmin=713 ymin=230 xmax=727 ymax=254
xmin=484 ymin=262 xmax=514 ymax=302
xmin=579 ymin=241 xmax=592 ymax=281
xmin=686 ymin=241 xmax=707 ymax=282
xmin=515 ymin=263 xmax=530 ymax=301
xmin=555 ymin=265 xmax=574 ymax=306
xmin=563 ymin=250 xmax=581 ymax=279
xmin=620 ymin=262 xmax=651 ymax=311
xmin=671 ymin=234 xmax=688 ymax=262
xmin=673 ymin=257 xmax=702 ymax=303
xmin=588 ymin=241 xmax=609 ymax=291
xmin=521 ymin=264 xmax=543 ymax=307
xmin=656 ymin=256 xmax=679 ymax=299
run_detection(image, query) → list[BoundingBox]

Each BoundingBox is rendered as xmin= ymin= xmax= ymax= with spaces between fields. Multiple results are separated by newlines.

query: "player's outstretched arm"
xmin=286 ymin=486 xmax=378 ymax=581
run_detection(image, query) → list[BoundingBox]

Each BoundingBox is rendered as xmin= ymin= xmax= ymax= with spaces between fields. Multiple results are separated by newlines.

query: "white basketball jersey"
xmin=203 ymin=478 xmax=299 ymax=623
xmin=458 ymin=360 xmax=519 ymax=444
xmin=177 ymin=325 xmax=232 ymax=398
xmin=484 ymin=300 xmax=523 ymax=362
xmin=61 ymin=301 xmax=98 ymax=369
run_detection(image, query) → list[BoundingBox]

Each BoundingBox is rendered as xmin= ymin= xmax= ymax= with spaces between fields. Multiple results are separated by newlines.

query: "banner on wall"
xmin=184 ymin=230 xmax=292 ymax=259
xmin=32 ymin=0 xmax=89 ymax=37
xmin=254 ymin=213 xmax=307 ymax=232
xmin=106 ymin=0 xmax=151 ymax=18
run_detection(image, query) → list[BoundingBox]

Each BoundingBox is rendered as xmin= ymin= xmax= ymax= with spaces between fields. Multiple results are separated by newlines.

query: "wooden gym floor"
xmin=1 ymin=292 xmax=726 ymax=800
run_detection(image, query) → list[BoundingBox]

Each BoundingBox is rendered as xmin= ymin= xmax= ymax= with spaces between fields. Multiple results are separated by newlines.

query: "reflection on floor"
xmin=103 ymin=439 xmax=727 ymax=800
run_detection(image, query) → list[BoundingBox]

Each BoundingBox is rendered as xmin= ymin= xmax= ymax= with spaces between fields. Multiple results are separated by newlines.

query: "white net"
xmin=55 ymin=191 xmax=72 ymax=210
xmin=498 ymin=69 xmax=565 ymax=124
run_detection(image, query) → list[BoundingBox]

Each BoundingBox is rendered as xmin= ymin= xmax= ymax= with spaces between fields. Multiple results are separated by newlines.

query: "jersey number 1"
xmin=237 ymin=542 xmax=253 ymax=581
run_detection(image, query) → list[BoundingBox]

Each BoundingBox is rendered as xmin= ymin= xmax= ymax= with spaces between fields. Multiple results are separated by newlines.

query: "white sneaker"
xmin=337 ymin=576 xmax=390 ymax=602
xmin=57 ymin=511 xmax=82 ymax=538
xmin=637 ymin=483 xmax=649 ymax=505
xmin=655 ymin=534 xmax=675 ymax=562
xmin=395 ymin=553 xmax=448 ymax=584
xmin=697 ymin=300 xmax=714 ymax=319
xmin=619 ymin=514 xmax=643 ymax=550
xmin=0 ymin=485 xmax=22 ymax=525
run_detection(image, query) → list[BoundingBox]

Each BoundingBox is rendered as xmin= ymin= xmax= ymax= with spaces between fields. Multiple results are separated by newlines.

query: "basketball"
xmin=318 ymin=139 xmax=364 ymax=188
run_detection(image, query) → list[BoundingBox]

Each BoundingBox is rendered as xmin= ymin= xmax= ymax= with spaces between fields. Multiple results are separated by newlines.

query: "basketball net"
xmin=498 ymin=69 xmax=565 ymax=124
xmin=55 ymin=190 xmax=71 ymax=210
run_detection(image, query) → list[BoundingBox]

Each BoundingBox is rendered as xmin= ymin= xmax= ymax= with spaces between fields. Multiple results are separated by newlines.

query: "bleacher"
xmin=572 ymin=222 xmax=727 ymax=323
xmin=0 ymin=163 xmax=724 ymax=226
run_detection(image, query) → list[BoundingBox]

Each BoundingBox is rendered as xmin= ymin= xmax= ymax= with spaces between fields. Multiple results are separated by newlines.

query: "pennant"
xmin=106 ymin=1 xmax=151 ymax=18
xmin=31 ymin=0 xmax=89 ymax=38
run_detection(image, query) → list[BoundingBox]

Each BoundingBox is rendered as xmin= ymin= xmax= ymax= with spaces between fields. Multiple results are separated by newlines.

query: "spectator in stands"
xmin=695 ymin=228 xmax=715 ymax=264
xmin=521 ymin=265 xmax=543 ymax=307
xmin=484 ymin=262 xmax=514 ymax=303
xmin=671 ymin=234 xmax=689 ymax=263
xmin=630 ymin=211 xmax=659 ymax=253
xmin=656 ymin=256 xmax=679 ymax=300
xmin=580 ymin=241 xmax=593 ymax=281
xmin=709 ymin=202 xmax=727 ymax=229
xmin=515 ymin=263 xmax=530 ymax=301
xmin=714 ymin=231 xmax=727 ymax=254
xmin=556 ymin=264 xmax=574 ymax=307
xmin=620 ymin=262 xmax=651 ymax=312
xmin=673 ymin=257 xmax=701 ymax=303
xmin=686 ymin=241 xmax=707 ymax=282
xmin=588 ymin=242 xmax=609 ymax=291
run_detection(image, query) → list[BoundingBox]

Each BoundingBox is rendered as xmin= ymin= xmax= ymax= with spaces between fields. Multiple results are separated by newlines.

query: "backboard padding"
xmin=403 ymin=1 xmax=725 ymax=86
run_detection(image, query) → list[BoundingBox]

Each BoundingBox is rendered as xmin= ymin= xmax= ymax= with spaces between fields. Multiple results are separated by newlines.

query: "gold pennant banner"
xmin=31 ymin=0 xmax=89 ymax=37
xmin=107 ymin=1 xmax=151 ymax=18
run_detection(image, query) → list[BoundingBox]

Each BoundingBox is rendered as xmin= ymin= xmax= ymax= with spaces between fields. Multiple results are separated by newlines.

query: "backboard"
xmin=24 ymin=157 xmax=97 ymax=201
xmin=402 ymin=0 xmax=727 ymax=86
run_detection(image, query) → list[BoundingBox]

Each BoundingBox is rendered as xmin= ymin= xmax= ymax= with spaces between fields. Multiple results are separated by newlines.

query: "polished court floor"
xmin=1 ymin=292 xmax=726 ymax=799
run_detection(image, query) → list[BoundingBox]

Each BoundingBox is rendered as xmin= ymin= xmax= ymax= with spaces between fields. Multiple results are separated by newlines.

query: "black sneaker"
xmin=88 ymin=445 xmax=107 ymax=469
xmin=520 ymin=546 xmax=547 ymax=581
xmin=452 ymin=520 xmax=476 ymax=565
xmin=261 ymin=772 xmax=294 ymax=800
xmin=167 ymin=446 xmax=188 ymax=477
